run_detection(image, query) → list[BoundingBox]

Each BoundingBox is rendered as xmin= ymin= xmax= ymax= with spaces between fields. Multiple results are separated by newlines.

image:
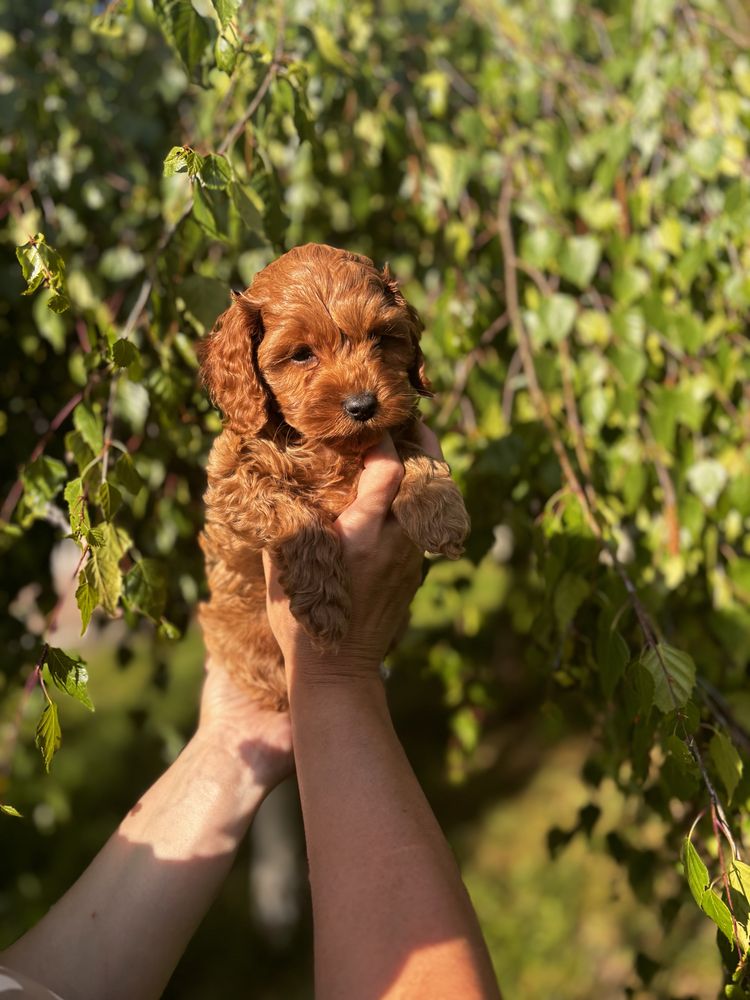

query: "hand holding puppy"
xmin=262 ymin=426 xmax=444 ymax=681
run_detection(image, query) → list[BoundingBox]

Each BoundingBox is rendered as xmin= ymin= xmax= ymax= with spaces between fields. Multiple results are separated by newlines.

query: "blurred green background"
xmin=2 ymin=0 xmax=750 ymax=996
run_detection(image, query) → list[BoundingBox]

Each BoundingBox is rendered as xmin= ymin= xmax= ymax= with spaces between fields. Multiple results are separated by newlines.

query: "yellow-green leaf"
xmin=35 ymin=700 xmax=62 ymax=772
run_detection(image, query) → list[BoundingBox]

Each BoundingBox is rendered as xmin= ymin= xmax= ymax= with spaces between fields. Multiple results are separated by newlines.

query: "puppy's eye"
xmin=290 ymin=346 xmax=315 ymax=364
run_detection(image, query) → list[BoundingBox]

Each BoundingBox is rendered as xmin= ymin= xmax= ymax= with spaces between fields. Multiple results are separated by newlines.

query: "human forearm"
xmin=290 ymin=672 xmax=500 ymax=1000
xmin=2 ymin=727 xmax=269 ymax=1000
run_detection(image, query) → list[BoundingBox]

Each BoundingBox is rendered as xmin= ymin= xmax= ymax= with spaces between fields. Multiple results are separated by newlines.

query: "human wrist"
xmin=188 ymin=726 xmax=278 ymax=801
xmin=288 ymin=660 xmax=389 ymax=716
xmin=287 ymin=650 xmax=383 ymax=687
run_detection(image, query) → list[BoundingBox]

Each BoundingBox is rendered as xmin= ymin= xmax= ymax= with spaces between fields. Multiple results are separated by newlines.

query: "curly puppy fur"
xmin=199 ymin=243 xmax=470 ymax=710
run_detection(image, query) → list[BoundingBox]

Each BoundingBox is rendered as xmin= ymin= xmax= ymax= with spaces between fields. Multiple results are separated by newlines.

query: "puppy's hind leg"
xmin=271 ymin=520 xmax=352 ymax=651
xmin=199 ymin=565 xmax=288 ymax=712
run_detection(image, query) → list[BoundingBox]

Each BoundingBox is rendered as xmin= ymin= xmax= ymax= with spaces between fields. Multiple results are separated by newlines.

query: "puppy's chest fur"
xmin=208 ymin=427 xmax=411 ymax=526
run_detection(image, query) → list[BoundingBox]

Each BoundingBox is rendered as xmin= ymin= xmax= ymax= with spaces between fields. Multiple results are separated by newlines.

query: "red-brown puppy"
xmin=199 ymin=243 xmax=470 ymax=710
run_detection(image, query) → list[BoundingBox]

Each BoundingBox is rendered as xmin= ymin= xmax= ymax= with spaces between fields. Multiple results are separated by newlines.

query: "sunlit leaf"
xmin=709 ymin=730 xmax=743 ymax=803
xmin=209 ymin=0 xmax=240 ymax=28
xmin=35 ymin=700 xmax=62 ymax=772
xmin=153 ymin=0 xmax=210 ymax=73
xmin=44 ymin=647 xmax=94 ymax=711
xmin=640 ymin=643 xmax=695 ymax=713
xmin=16 ymin=233 xmax=70 ymax=311
xmin=73 ymin=403 xmax=103 ymax=454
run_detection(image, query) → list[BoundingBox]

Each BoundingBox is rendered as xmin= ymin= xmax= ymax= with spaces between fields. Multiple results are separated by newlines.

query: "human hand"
xmin=196 ymin=658 xmax=294 ymax=791
xmin=263 ymin=425 xmax=444 ymax=684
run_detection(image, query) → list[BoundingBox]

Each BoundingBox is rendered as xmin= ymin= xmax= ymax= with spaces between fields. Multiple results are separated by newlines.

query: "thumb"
xmin=262 ymin=549 xmax=285 ymax=605
xmin=336 ymin=433 xmax=404 ymax=540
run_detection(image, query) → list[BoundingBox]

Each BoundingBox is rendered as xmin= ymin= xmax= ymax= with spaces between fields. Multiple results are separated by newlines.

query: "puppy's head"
xmin=200 ymin=244 xmax=431 ymax=448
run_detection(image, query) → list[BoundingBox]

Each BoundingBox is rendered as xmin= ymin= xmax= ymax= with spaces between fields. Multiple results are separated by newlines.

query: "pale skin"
xmin=1 ymin=425 xmax=500 ymax=1000
xmin=0 ymin=668 xmax=294 ymax=1000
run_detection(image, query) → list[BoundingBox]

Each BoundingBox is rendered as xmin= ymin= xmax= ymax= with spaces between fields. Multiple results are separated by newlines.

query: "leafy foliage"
xmin=2 ymin=0 xmax=750 ymax=992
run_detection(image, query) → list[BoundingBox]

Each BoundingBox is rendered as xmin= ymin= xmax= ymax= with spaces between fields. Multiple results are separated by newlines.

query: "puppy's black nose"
xmin=343 ymin=392 xmax=378 ymax=421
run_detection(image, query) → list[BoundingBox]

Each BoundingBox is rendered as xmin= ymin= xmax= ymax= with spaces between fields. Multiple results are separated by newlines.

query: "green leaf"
xmin=701 ymin=886 xmax=735 ymax=944
xmin=111 ymin=453 xmax=143 ymax=494
xmin=33 ymin=292 xmax=66 ymax=351
xmin=519 ymin=229 xmax=561 ymax=270
xmin=539 ymin=294 xmax=577 ymax=344
xmin=560 ymin=236 xmax=601 ymax=289
xmin=596 ymin=626 xmax=629 ymax=698
xmin=35 ymin=700 xmax=62 ymax=772
xmin=21 ymin=456 xmax=67 ymax=519
xmin=623 ymin=661 xmax=655 ymax=719
xmin=65 ymin=430 xmax=96 ymax=477
xmin=209 ymin=0 xmax=240 ymax=28
xmin=192 ymin=183 xmax=232 ymax=240
xmin=163 ymin=145 xmax=204 ymax=179
xmin=75 ymin=570 xmax=98 ymax=635
xmin=553 ymin=572 xmax=589 ymax=630
xmin=111 ymin=339 xmax=139 ymax=368
xmin=686 ymin=136 xmax=723 ymax=179
xmin=730 ymin=860 xmax=750 ymax=893
xmin=98 ymin=481 xmax=122 ymax=521
xmin=16 ymin=233 xmax=70 ymax=311
xmin=662 ymin=733 xmax=699 ymax=797
xmin=83 ymin=523 xmax=126 ymax=615
xmin=683 ymin=837 xmax=710 ymax=907
xmin=0 ymin=804 xmax=22 ymax=818
xmin=709 ymin=730 xmax=743 ymax=802
xmin=199 ymin=153 xmax=233 ymax=191
xmin=73 ymin=403 xmax=104 ymax=454
xmin=451 ymin=707 xmax=480 ymax=753
xmin=687 ymin=459 xmax=728 ymax=508
xmin=86 ymin=525 xmax=107 ymax=547
xmin=153 ymin=0 xmax=211 ymax=74
xmin=214 ymin=31 xmax=237 ymax=73
xmin=124 ymin=559 xmax=167 ymax=622
xmin=231 ymin=182 xmax=265 ymax=233
xmin=311 ymin=23 xmax=352 ymax=73
xmin=43 ymin=647 xmax=94 ymax=711
xmin=64 ymin=479 xmax=90 ymax=542
xmin=158 ymin=617 xmax=181 ymax=640
xmin=612 ymin=267 xmax=649 ymax=306
xmin=640 ymin=643 xmax=696 ymax=713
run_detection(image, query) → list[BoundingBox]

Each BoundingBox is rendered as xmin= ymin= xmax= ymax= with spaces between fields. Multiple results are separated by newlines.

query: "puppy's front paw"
xmin=392 ymin=460 xmax=470 ymax=559
xmin=274 ymin=525 xmax=351 ymax=650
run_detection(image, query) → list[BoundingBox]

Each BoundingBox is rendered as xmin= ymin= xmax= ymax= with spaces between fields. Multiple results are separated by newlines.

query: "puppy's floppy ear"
xmin=408 ymin=343 xmax=433 ymax=398
xmin=199 ymin=292 xmax=270 ymax=435
xmin=382 ymin=263 xmax=433 ymax=398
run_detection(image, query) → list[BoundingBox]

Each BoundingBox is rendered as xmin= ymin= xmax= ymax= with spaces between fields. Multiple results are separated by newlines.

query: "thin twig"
xmin=497 ymin=168 xmax=600 ymax=538
xmin=558 ymin=337 xmax=593 ymax=484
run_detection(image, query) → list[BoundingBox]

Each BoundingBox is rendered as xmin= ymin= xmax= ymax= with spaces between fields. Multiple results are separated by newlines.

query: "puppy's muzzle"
xmin=343 ymin=392 xmax=378 ymax=422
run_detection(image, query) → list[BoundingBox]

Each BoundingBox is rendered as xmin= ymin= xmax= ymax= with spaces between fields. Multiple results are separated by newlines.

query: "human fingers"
xmin=414 ymin=420 xmax=445 ymax=461
xmin=335 ymin=433 xmax=404 ymax=542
